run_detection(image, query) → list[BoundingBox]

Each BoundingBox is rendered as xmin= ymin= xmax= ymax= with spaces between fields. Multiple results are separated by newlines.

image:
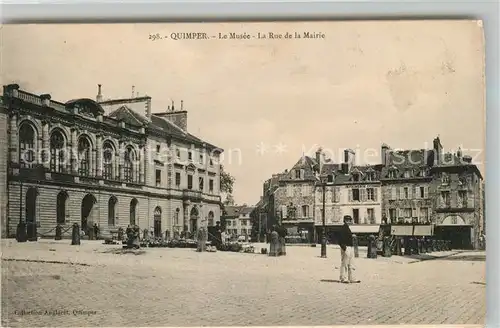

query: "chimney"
xmin=343 ymin=149 xmax=355 ymax=173
xmin=96 ymin=84 xmax=103 ymax=102
xmin=433 ymin=136 xmax=443 ymax=165
xmin=381 ymin=143 xmax=390 ymax=165
xmin=462 ymin=155 xmax=472 ymax=163
xmin=315 ymin=147 xmax=323 ymax=173
xmin=145 ymin=97 xmax=152 ymax=121
xmin=181 ymin=100 xmax=184 ymax=110
xmin=456 ymin=147 xmax=463 ymax=159
xmin=154 ymin=101 xmax=188 ymax=131
xmin=132 ymin=86 xmax=135 ymax=98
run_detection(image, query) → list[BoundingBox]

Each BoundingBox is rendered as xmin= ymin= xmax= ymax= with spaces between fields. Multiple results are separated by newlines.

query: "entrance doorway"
xmin=352 ymin=209 xmax=359 ymax=224
xmin=81 ymin=194 xmax=97 ymax=234
xmin=190 ymin=207 xmax=199 ymax=233
xmin=154 ymin=206 xmax=162 ymax=238
xmin=25 ymin=188 xmax=38 ymax=240
xmin=435 ymin=226 xmax=473 ymax=249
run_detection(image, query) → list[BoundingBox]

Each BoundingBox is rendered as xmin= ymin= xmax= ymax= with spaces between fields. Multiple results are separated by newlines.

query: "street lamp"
xmin=320 ymin=174 xmax=327 ymax=258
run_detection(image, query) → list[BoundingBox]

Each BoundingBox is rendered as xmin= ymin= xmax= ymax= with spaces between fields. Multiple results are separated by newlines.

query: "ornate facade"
xmin=1 ymin=84 xmax=223 ymax=239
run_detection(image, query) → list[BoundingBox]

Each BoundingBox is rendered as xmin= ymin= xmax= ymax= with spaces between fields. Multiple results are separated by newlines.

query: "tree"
xmin=220 ymin=164 xmax=235 ymax=195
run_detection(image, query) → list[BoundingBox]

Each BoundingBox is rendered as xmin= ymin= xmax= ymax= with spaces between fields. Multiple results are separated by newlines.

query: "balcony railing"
xmin=183 ymin=189 xmax=202 ymax=202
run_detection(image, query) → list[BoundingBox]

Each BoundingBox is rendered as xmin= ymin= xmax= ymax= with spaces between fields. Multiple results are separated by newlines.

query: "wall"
xmin=0 ymin=106 xmax=8 ymax=237
xmin=381 ymin=182 xmax=433 ymax=222
xmin=274 ymin=181 xmax=315 ymax=220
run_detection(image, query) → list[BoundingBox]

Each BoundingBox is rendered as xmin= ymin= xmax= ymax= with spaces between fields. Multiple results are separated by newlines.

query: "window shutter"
xmin=360 ymin=188 xmax=366 ymax=201
xmin=348 ymin=189 xmax=353 ymax=202
xmin=391 ymin=187 xmax=397 ymax=200
xmin=424 ymin=186 xmax=429 ymax=199
xmin=400 ymin=187 xmax=405 ymax=199
xmin=335 ymin=187 xmax=340 ymax=202
xmin=415 ymin=187 xmax=421 ymax=199
xmin=374 ymin=188 xmax=378 ymax=202
xmin=281 ymin=205 xmax=287 ymax=218
xmin=408 ymin=187 xmax=413 ymax=199
xmin=300 ymin=169 xmax=305 ymax=179
xmin=412 ymin=208 xmax=417 ymax=218
xmin=396 ymin=208 xmax=400 ymax=219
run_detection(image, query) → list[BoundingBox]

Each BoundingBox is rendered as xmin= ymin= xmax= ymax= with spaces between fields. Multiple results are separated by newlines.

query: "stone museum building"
xmin=0 ymin=84 xmax=223 ymax=239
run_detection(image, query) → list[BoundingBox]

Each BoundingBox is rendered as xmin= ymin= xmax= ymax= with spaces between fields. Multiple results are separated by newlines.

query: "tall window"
xmin=124 ymin=146 xmax=137 ymax=183
xmin=458 ymin=191 xmax=467 ymax=207
xmin=102 ymin=141 xmax=114 ymax=180
xmin=403 ymin=187 xmax=409 ymax=199
xmin=209 ymin=179 xmax=214 ymax=193
xmin=187 ymin=175 xmax=193 ymax=189
xmin=352 ymin=189 xmax=360 ymax=201
xmin=56 ymin=191 xmax=68 ymax=224
xmin=199 ymin=177 xmax=204 ymax=191
xmin=366 ymin=188 xmax=375 ymax=201
xmin=208 ymin=211 xmax=214 ymax=226
xmin=108 ymin=196 xmax=117 ymax=225
xmin=19 ymin=123 xmax=36 ymax=168
xmin=50 ymin=130 xmax=66 ymax=172
xmin=78 ymin=137 xmax=91 ymax=176
xmin=130 ymin=199 xmax=138 ymax=225
xmin=301 ymin=205 xmax=310 ymax=218
xmin=367 ymin=208 xmax=375 ymax=223
xmin=175 ymin=172 xmax=181 ymax=187
xmin=441 ymin=191 xmax=451 ymax=206
xmin=156 ymin=169 xmax=162 ymax=187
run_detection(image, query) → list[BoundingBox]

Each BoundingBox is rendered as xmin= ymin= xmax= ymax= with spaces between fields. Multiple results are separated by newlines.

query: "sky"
xmin=2 ymin=21 xmax=485 ymax=205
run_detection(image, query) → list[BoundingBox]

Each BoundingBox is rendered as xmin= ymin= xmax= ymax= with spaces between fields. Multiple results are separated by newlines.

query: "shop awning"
xmin=349 ymin=225 xmax=381 ymax=234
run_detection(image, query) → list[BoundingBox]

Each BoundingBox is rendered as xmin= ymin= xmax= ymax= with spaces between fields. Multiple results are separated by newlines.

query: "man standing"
xmin=338 ymin=215 xmax=360 ymax=284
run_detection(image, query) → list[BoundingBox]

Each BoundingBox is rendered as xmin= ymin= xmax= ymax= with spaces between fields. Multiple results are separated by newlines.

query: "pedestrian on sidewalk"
xmin=339 ymin=215 xmax=360 ymax=284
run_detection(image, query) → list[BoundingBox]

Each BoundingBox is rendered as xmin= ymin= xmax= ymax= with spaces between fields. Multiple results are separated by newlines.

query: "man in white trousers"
xmin=339 ymin=215 xmax=360 ymax=284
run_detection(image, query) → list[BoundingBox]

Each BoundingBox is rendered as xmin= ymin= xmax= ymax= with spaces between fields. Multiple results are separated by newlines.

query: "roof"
xmin=65 ymin=98 xmax=105 ymax=115
xmin=326 ymin=164 xmax=384 ymax=184
xmin=108 ymin=105 xmax=220 ymax=150
xmin=281 ymin=156 xmax=318 ymax=181
xmin=223 ymin=205 xmax=256 ymax=218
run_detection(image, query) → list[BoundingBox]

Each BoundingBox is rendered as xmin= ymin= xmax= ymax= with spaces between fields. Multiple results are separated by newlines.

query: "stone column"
xmin=183 ymin=203 xmax=189 ymax=232
xmin=139 ymin=145 xmax=145 ymax=184
xmin=70 ymin=128 xmax=78 ymax=174
xmin=9 ymin=114 xmax=18 ymax=165
xmin=91 ymin=148 xmax=96 ymax=177
xmin=143 ymin=142 xmax=149 ymax=186
xmin=41 ymin=121 xmax=50 ymax=169
xmin=96 ymin=134 xmax=102 ymax=178
xmin=119 ymin=141 xmax=125 ymax=181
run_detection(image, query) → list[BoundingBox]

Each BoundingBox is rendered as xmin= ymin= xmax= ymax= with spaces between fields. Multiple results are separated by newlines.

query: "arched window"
xmin=154 ymin=207 xmax=162 ymax=238
xmin=50 ymin=130 xmax=66 ymax=173
xmin=175 ymin=208 xmax=180 ymax=226
xmin=102 ymin=141 xmax=114 ymax=180
xmin=19 ymin=123 xmax=36 ymax=168
xmin=124 ymin=146 xmax=137 ymax=183
xmin=56 ymin=191 xmax=68 ymax=224
xmin=78 ymin=137 xmax=91 ymax=176
xmin=108 ymin=196 xmax=117 ymax=225
xmin=301 ymin=205 xmax=310 ymax=218
xmin=208 ymin=211 xmax=214 ymax=226
xmin=130 ymin=198 xmax=138 ymax=225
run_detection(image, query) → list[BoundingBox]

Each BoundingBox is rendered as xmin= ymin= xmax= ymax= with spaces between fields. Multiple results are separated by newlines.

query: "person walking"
xmin=338 ymin=215 xmax=360 ymax=284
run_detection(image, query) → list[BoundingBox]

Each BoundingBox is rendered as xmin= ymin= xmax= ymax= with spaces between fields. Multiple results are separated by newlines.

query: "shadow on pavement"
xmin=320 ymin=279 xmax=342 ymax=283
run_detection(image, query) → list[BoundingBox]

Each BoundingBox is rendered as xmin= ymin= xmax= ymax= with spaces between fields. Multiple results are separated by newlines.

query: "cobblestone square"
xmin=1 ymin=240 xmax=486 ymax=327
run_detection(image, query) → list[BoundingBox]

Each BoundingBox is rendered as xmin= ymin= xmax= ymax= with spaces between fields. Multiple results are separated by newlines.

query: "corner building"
xmin=1 ymin=84 xmax=223 ymax=239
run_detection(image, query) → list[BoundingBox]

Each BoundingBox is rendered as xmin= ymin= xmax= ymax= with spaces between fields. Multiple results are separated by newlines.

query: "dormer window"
xmin=388 ymin=168 xmax=397 ymax=179
xmin=199 ymin=153 xmax=204 ymax=164
xmin=403 ymin=170 xmax=411 ymax=179
xmin=420 ymin=168 xmax=426 ymax=177
xmin=156 ymin=144 xmax=161 ymax=153
xmin=188 ymin=151 xmax=193 ymax=161
xmin=441 ymin=172 xmax=450 ymax=185
xmin=176 ymin=149 xmax=181 ymax=158
xmin=327 ymin=174 xmax=334 ymax=183
xmin=366 ymin=172 xmax=375 ymax=181
xmin=209 ymin=158 xmax=214 ymax=166
xmin=352 ymin=173 xmax=360 ymax=182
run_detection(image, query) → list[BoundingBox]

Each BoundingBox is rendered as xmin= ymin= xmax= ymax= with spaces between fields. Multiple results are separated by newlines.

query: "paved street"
xmin=1 ymin=239 xmax=486 ymax=327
